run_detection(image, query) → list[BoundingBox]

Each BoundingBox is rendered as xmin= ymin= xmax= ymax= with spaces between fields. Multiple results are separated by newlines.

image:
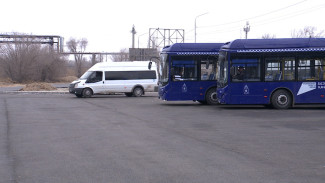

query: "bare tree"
xmin=291 ymin=26 xmax=324 ymax=38
xmin=66 ymin=38 xmax=88 ymax=77
xmin=111 ymin=48 xmax=129 ymax=62
xmin=262 ymin=33 xmax=276 ymax=39
xmin=0 ymin=33 xmax=67 ymax=82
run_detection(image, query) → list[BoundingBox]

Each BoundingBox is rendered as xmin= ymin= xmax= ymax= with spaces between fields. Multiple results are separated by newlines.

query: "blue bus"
xmin=158 ymin=43 xmax=224 ymax=104
xmin=217 ymin=38 xmax=325 ymax=109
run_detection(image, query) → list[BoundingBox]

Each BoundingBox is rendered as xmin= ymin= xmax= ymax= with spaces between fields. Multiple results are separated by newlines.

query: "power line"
xmin=199 ymin=0 xmax=308 ymax=29
xmin=198 ymin=3 xmax=325 ymax=36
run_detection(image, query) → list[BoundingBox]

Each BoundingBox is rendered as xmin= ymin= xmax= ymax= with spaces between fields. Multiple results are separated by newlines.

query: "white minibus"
xmin=69 ymin=61 xmax=157 ymax=98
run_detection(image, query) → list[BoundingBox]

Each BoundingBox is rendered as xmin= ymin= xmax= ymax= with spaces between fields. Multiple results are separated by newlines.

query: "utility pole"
xmin=243 ymin=21 xmax=250 ymax=39
xmin=131 ymin=25 xmax=137 ymax=48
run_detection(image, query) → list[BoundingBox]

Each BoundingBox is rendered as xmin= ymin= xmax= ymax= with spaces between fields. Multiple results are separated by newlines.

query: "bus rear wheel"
xmin=271 ymin=89 xmax=292 ymax=109
xmin=206 ymin=88 xmax=219 ymax=105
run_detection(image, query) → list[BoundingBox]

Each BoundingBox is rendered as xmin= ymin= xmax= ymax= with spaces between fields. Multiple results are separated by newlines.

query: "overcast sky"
xmin=1 ymin=0 xmax=324 ymax=52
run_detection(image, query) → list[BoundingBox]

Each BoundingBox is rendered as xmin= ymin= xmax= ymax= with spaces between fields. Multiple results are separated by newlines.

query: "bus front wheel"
xmin=271 ymin=89 xmax=292 ymax=109
xmin=206 ymin=88 xmax=219 ymax=105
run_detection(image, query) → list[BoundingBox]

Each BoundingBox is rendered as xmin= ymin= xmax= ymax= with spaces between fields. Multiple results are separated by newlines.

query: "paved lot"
xmin=1 ymin=92 xmax=325 ymax=183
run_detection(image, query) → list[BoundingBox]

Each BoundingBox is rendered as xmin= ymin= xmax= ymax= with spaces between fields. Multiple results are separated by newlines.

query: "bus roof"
xmin=222 ymin=38 xmax=325 ymax=53
xmin=161 ymin=43 xmax=224 ymax=55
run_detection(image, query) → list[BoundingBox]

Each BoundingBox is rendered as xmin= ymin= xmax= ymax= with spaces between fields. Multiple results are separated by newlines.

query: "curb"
xmin=0 ymin=91 xmax=70 ymax=94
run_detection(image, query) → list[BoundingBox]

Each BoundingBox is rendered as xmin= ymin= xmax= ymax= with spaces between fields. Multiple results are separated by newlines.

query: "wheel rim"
xmin=277 ymin=94 xmax=288 ymax=105
xmin=84 ymin=89 xmax=92 ymax=97
xmin=209 ymin=92 xmax=218 ymax=102
xmin=134 ymin=88 xmax=143 ymax=96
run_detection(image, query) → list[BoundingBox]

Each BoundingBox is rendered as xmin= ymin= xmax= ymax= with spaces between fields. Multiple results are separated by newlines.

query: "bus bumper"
xmin=217 ymin=87 xmax=227 ymax=104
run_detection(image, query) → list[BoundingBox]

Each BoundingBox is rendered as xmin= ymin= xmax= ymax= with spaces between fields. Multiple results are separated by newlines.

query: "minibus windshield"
xmin=80 ymin=71 xmax=94 ymax=80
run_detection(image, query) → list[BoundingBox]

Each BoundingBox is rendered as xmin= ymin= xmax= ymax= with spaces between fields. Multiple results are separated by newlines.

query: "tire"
xmin=205 ymin=88 xmax=219 ymax=105
xmin=75 ymin=94 xmax=83 ymax=98
xmin=82 ymin=88 xmax=93 ymax=98
xmin=125 ymin=93 xmax=133 ymax=97
xmin=133 ymin=87 xmax=144 ymax=97
xmin=198 ymin=100 xmax=207 ymax=105
xmin=271 ymin=89 xmax=292 ymax=109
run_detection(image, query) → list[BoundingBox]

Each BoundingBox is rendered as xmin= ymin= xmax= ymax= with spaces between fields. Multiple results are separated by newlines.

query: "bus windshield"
xmin=159 ymin=53 xmax=169 ymax=85
xmin=217 ymin=51 xmax=228 ymax=87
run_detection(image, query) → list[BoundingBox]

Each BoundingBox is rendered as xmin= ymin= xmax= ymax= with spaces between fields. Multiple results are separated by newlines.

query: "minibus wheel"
xmin=271 ymin=89 xmax=292 ymax=109
xmin=125 ymin=93 xmax=133 ymax=97
xmin=133 ymin=87 xmax=144 ymax=97
xmin=82 ymin=88 xmax=93 ymax=98
xmin=206 ymin=88 xmax=219 ymax=105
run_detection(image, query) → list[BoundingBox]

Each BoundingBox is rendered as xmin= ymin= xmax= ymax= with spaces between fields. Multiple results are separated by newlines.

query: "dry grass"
xmin=0 ymin=78 xmax=24 ymax=87
xmin=19 ymin=83 xmax=57 ymax=91
xmin=0 ymin=76 xmax=76 ymax=91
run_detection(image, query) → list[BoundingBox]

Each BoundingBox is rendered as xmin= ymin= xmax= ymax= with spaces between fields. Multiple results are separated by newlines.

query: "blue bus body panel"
xmin=219 ymin=82 xmax=325 ymax=105
xmin=159 ymin=81 xmax=216 ymax=101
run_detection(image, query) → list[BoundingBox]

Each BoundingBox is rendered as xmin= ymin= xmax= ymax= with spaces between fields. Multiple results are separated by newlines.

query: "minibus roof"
xmin=88 ymin=61 xmax=156 ymax=71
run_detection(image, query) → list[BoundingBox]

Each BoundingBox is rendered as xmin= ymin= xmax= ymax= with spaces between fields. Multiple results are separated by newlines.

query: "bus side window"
xmin=201 ymin=60 xmax=216 ymax=81
xmin=231 ymin=58 xmax=260 ymax=82
xmin=172 ymin=59 xmax=197 ymax=81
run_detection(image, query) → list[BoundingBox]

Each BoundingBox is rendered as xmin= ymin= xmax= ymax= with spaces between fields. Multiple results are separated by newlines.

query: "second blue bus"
xmin=217 ymin=38 xmax=325 ymax=109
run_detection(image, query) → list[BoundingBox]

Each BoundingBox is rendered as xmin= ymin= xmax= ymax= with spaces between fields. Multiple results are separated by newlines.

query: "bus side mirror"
xmin=230 ymin=66 xmax=235 ymax=76
xmin=170 ymin=68 xmax=175 ymax=75
xmin=206 ymin=61 xmax=210 ymax=69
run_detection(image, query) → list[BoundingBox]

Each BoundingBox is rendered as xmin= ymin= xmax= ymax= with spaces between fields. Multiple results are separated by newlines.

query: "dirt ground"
xmin=0 ymin=76 xmax=77 ymax=91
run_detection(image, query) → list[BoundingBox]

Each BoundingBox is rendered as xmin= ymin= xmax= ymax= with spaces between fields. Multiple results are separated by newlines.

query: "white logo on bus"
xmin=244 ymin=85 xmax=249 ymax=95
xmin=297 ymin=82 xmax=316 ymax=95
xmin=182 ymin=83 xmax=187 ymax=93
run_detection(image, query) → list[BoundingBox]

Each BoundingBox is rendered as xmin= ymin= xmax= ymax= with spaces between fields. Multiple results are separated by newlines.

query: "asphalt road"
xmin=1 ymin=93 xmax=325 ymax=183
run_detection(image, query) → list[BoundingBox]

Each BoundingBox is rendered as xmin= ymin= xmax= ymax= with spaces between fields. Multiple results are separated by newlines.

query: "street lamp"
xmin=138 ymin=33 xmax=148 ymax=48
xmin=195 ymin=12 xmax=208 ymax=43
xmin=243 ymin=21 xmax=250 ymax=39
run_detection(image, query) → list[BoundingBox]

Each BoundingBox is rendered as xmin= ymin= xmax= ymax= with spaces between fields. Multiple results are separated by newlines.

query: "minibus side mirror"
xmin=148 ymin=61 xmax=152 ymax=70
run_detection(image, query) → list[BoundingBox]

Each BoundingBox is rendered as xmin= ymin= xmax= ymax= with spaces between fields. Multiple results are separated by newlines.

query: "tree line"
xmin=0 ymin=35 xmax=67 ymax=82
xmin=0 ymin=34 xmax=130 ymax=83
xmin=1 ymin=27 xmax=323 ymax=83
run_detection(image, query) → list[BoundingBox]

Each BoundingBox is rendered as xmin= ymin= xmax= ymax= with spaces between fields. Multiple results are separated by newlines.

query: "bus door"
xmin=229 ymin=59 xmax=265 ymax=104
xmin=170 ymin=60 xmax=202 ymax=100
